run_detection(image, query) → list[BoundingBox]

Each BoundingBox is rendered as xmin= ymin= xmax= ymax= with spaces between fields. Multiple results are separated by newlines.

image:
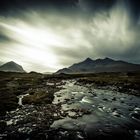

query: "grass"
xmin=75 ymin=72 xmax=140 ymax=95
xmin=0 ymin=71 xmax=140 ymax=116
xmin=0 ymin=71 xmax=62 ymax=115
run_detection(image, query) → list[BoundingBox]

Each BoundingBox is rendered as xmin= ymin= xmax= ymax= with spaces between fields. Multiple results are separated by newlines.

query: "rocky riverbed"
xmin=0 ymin=72 xmax=140 ymax=140
xmin=51 ymin=80 xmax=140 ymax=139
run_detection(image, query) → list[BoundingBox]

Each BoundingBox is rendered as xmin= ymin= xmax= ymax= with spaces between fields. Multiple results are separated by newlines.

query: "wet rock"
xmin=103 ymin=98 xmax=108 ymax=101
xmin=131 ymin=113 xmax=140 ymax=121
xmin=6 ymin=119 xmax=14 ymax=126
xmin=98 ymin=106 xmax=106 ymax=112
xmin=112 ymin=111 xmax=122 ymax=117
xmin=128 ymin=108 xmax=133 ymax=111
xmin=112 ymin=108 xmax=117 ymax=111
xmin=134 ymin=108 xmax=140 ymax=112
xmin=65 ymin=98 xmax=70 ymax=102
xmin=121 ymin=100 xmax=124 ymax=103
xmin=112 ymin=97 xmax=116 ymax=101
xmin=120 ymin=98 xmax=125 ymax=103
xmin=60 ymin=111 xmax=68 ymax=118
xmin=71 ymin=97 xmax=75 ymax=100
xmin=134 ymin=130 xmax=140 ymax=140
xmin=68 ymin=111 xmax=77 ymax=118
xmin=18 ymin=127 xmax=32 ymax=134
xmin=92 ymin=93 xmax=97 ymax=97
xmin=76 ymin=132 xmax=85 ymax=139
xmin=57 ymin=95 xmax=61 ymax=97
xmin=56 ymin=130 xmax=86 ymax=140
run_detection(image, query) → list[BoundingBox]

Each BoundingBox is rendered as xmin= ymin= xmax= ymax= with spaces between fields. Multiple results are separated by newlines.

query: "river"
xmin=2 ymin=79 xmax=140 ymax=139
xmin=51 ymin=80 xmax=140 ymax=139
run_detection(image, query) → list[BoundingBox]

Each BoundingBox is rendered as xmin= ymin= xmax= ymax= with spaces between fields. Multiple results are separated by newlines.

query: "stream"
xmin=2 ymin=79 xmax=140 ymax=139
xmin=51 ymin=80 xmax=140 ymax=139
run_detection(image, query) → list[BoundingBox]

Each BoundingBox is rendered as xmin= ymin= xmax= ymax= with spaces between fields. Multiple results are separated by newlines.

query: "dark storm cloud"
xmin=79 ymin=0 xmax=116 ymax=11
xmin=0 ymin=0 xmax=78 ymax=13
xmin=0 ymin=0 xmax=140 ymax=72
xmin=128 ymin=0 xmax=140 ymax=21
xmin=0 ymin=1 xmax=123 ymax=13
xmin=0 ymin=0 xmax=112 ymax=9
xmin=0 ymin=0 xmax=140 ymax=22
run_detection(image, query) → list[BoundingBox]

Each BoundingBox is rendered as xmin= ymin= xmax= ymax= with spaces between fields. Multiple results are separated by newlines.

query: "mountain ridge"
xmin=55 ymin=57 xmax=140 ymax=74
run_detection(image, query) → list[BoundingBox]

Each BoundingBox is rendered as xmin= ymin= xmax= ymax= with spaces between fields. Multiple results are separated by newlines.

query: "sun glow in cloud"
xmin=0 ymin=22 xmax=64 ymax=47
xmin=0 ymin=1 xmax=140 ymax=72
xmin=0 ymin=19 xmax=65 ymax=72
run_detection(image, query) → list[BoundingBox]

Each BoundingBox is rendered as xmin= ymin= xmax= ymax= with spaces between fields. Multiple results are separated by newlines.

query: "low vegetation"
xmin=75 ymin=72 xmax=140 ymax=96
xmin=0 ymin=71 xmax=140 ymax=116
xmin=0 ymin=71 xmax=61 ymax=115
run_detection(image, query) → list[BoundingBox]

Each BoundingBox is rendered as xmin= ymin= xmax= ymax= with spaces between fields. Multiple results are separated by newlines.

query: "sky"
xmin=0 ymin=0 xmax=140 ymax=72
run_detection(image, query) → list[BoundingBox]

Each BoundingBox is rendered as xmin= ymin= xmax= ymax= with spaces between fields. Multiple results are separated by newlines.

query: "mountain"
xmin=0 ymin=61 xmax=25 ymax=73
xmin=56 ymin=68 xmax=74 ymax=74
xmin=55 ymin=57 xmax=140 ymax=74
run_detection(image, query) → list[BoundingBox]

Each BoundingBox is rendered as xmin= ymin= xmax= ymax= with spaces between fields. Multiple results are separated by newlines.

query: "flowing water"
xmin=3 ymin=79 xmax=140 ymax=139
xmin=51 ymin=80 xmax=140 ymax=139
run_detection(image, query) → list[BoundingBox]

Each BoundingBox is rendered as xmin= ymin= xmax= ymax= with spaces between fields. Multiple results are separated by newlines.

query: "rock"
xmin=77 ymin=132 xmax=85 ymax=139
xmin=103 ymin=98 xmax=108 ymax=101
xmin=65 ymin=98 xmax=70 ymax=102
xmin=134 ymin=130 xmax=140 ymax=140
xmin=112 ymin=97 xmax=116 ymax=101
xmin=131 ymin=113 xmax=140 ymax=121
xmin=112 ymin=111 xmax=121 ymax=117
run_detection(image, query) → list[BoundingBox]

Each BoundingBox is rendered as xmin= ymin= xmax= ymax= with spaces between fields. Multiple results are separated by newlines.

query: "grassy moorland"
xmin=0 ymin=71 xmax=62 ymax=116
xmin=54 ymin=72 xmax=140 ymax=95
xmin=0 ymin=71 xmax=140 ymax=116
xmin=74 ymin=72 xmax=140 ymax=96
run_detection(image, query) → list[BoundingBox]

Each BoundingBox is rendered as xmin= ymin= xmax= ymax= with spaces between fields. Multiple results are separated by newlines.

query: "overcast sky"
xmin=0 ymin=0 xmax=140 ymax=72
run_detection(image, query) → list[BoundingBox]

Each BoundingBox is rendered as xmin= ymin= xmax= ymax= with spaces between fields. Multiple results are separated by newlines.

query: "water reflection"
xmin=52 ymin=80 xmax=140 ymax=136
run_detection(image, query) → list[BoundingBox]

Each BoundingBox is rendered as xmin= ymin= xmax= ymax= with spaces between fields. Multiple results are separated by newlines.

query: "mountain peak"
xmin=0 ymin=61 xmax=25 ymax=73
xmin=84 ymin=57 xmax=93 ymax=62
xmin=104 ymin=57 xmax=113 ymax=60
xmin=8 ymin=61 xmax=17 ymax=64
xmin=103 ymin=57 xmax=114 ymax=62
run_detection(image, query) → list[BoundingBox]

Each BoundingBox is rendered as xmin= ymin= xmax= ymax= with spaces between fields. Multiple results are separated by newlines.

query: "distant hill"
xmin=0 ymin=61 xmax=25 ymax=73
xmin=55 ymin=57 xmax=140 ymax=74
xmin=56 ymin=68 xmax=74 ymax=74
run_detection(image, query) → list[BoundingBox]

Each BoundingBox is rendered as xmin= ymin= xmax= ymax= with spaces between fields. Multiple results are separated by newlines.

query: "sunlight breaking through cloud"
xmin=0 ymin=1 xmax=140 ymax=72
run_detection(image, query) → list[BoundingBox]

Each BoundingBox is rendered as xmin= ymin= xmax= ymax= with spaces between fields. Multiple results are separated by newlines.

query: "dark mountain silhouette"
xmin=56 ymin=68 xmax=74 ymax=74
xmin=55 ymin=57 xmax=140 ymax=74
xmin=0 ymin=61 xmax=25 ymax=72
